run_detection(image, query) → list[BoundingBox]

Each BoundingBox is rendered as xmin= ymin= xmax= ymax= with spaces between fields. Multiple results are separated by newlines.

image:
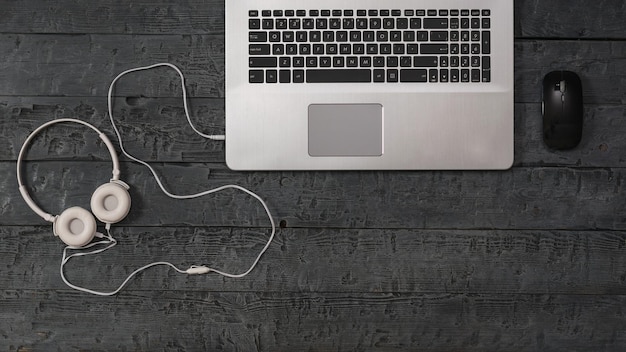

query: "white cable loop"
xmin=60 ymin=63 xmax=275 ymax=295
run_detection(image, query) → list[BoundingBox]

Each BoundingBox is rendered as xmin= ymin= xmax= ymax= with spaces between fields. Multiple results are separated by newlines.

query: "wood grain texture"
xmin=0 ymin=0 xmax=225 ymax=35
xmin=2 ymin=0 xmax=626 ymax=351
xmin=2 ymin=290 xmax=625 ymax=352
xmin=2 ymin=227 xmax=626 ymax=295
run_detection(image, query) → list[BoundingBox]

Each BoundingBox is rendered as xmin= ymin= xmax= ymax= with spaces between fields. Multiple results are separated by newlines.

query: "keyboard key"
xmin=249 ymin=70 xmax=264 ymax=83
xmin=410 ymin=18 xmax=421 ymax=29
xmin=290 ymin=18 xmax=301 ymax=29
xmin=440 ymin=69 xmax=449 ymax=82
xmin=420 ymin=44 xmax=448 ymax=54
xmin=430 ymin=31 xmax=448 ymax=41
xmin=272 ymin=44 xmax=284 ymax=55
xmin=461 ymin=69 xmax=470 ymax=82
xmin=276 ymin=19 xmax=288 ymax=29
xmin=482 ymin=31 xmax=491 ymax=54
xmin=400 ymin=69 xmax=427 ymax=82
xmin=471 ymin=69 xmax=480 ymax=82
xmin=249 ymin=57 xmax=277 ymax=68
xmin=249 ymin=32 xmax=267 ymax=42
xmin=266 ymin=70 xmax=278 ymax=83
xmin=482 ymin=56 xmax=491 ymax=82
xmin=249 ymin=19 xmax=261 ymax=30
xmin=429 ymin=69 xmax=438 ymax=82
xmin=423 ymin=18 xmax=448 ymax=29
xmin=262 ymin=19 xmax=273 ymax=29
xmin=279 ymin=57 xmax=291 ymax=67
xmin=451 ymin=69 xmax=459 ymax=82
xmin=249 ymin=44 xmax=270 ymax=55
xmin=293 ymin=70 xmax=305 ymax=83
xmin=307 ymin=69 xmax=372 ymax=82
xmin=413 ymin=56 xmax=439 ymax=67
xmin=293 ymin=57 xmax=304 ymax=67
xmin=374 ymin=69 xmax=385 ymax=82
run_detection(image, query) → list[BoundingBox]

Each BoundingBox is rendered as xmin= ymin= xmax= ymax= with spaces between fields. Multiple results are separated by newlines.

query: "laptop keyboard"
xmin=248 ymin=9 xmax=492 ymax=84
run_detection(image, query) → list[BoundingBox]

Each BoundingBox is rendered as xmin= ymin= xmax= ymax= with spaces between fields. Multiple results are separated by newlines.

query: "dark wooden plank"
xmin=3 ymin=227 xmax=626 ymax=295
xmin=3 ymin=99 xmax=625 ymax=167
xmin=2 ymin=290 xmax=625 ymax=352
xmin=515 ymin=0 xmax=626 ymax=39
xmin=0 ymin=97 xmax=226 ymax=162
xmin=4 ymin=161 xmax=626 ymax=230
xmin=0 ymin=34 xmax=225 ymax=97
xmin=0 ymin=0 xmax=225 ymax=35
xmin=1 ymin=35 xmax=625 ymax=104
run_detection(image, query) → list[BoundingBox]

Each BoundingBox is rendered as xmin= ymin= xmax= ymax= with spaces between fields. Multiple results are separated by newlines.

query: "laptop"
xmin=225 ymin=0 xmax=514 ymax=170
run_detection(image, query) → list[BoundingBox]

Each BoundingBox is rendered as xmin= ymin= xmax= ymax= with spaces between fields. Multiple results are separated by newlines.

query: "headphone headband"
xmin=16 ymin=118 xmax=121 ymax=222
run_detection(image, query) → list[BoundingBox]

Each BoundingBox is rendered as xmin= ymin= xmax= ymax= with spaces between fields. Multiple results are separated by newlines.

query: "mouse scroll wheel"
xmin=559 ymin=80 xmax=566 ymax=93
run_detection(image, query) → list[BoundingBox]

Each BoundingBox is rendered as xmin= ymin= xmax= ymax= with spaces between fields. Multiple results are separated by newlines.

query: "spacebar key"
xmin=307 ymin=69 xmax=371 ymax=83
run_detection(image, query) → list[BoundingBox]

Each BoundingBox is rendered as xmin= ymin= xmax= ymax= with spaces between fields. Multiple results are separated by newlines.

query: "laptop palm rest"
xmin=308 ymin=103 xmax=383 ymax=157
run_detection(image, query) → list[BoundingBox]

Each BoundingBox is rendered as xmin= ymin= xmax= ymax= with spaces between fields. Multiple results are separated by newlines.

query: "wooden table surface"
xmin=2 ymin=1 xmax=626 ymax=351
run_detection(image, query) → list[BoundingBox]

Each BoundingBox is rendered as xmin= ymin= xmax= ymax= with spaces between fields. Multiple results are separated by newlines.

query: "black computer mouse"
xmin=542 ymin=71 xmax=584 ymax=149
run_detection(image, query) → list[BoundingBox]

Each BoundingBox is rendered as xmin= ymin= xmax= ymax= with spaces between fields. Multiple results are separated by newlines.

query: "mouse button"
xmin=559 ymin=80 xmax=566 ymax=93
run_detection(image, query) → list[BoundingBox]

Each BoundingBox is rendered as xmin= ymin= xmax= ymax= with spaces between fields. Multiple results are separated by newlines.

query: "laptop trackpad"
xmin=308 ymin=104 xmax=383 ymax=157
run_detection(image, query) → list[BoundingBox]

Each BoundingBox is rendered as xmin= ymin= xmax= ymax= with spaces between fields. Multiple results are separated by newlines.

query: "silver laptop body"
xmin=225 ymin=0 xmax=514 ymax=170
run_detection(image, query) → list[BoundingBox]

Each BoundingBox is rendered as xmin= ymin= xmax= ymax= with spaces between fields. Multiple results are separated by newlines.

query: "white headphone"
xmin=16 ymin=118 xmax=131 ymax=247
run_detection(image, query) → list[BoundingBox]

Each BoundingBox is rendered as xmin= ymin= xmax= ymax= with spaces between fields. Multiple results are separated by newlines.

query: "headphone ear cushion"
xmin=55 ymin=207 xmax=97 ymax=247
xmin=90 ymin=182 xmax=131 ymax=224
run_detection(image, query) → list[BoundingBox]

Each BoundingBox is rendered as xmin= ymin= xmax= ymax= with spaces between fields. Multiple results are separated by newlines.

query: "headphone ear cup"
xmin=54 ymin=207 xmax=97 ymax=247
xmin=90 ymin=182 xmax=131 ymax=224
